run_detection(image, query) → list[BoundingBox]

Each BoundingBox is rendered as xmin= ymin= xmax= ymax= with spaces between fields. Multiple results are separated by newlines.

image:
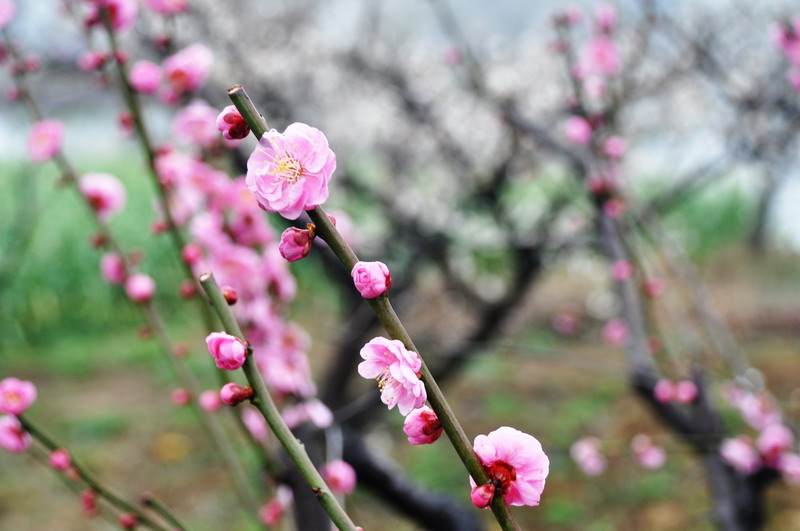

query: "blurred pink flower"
xmin=282 ymin=399 xmax=333 ymax=429
xmin=594 ymin=2 xmax=617 ymax=33
xmin=162 ymin=44 xmax=213 ymax=98
xmin=757 ymin=424 xmax=794 ymax=465
xmin=0 ymin=0 xmax=14 ymax=29
xmin=100 ymin=252 xmax=126 ymax=285
xmin=322 ymin=460 xmax=357 ymax=495
xmin=471 ymin=427 xmax=549 ymax=507
xmin=578 ymin=36 xmax=621 ymax=77
xmin=242 ymin=407 xmax=268 ymax=442
xmin=674 ymin=380 xmax=698 ymax=404
xmin=246 ymin=122 xmax=336 ymax=220
xmin=0 ymin=415 xmax=30 ymax=453
xmin=779 ymin=453 xmax=800 ymax=486
xmin=85 ymin=0 xmax=138 ymax=32
xmin=171 ymin=388 xmax=191 ymax=406
xmin=205 ymin=332 xmax=247 ymax=370
xmin=351 ymin=261 xmax=391 ymax=299
xmin=720 ymin=436 xmax=760 ymax=474
xmin=0 ymin=377 xmax=37 ymax=415
xmin=129 ymin=60 xmax=161 ymax=94
xmin=602 ymin=318 xmax=628 ymax=346
xmin=49 ymin=448 xmax=71 ymax=470
xmin=198 ymin=390 xmax=222 ymax=412
xmin=653 ymin=379 xmax=675 ymax=403
xmin=125 ymin=273 xmax=156 ymax=303
xmin=564 ymin=116 xmax=592 ymax=145
xmin=571 ymin=436 xmax=606 ymax=476
xmin=219 ymin=382 xmax=252 ymax=406
xmin=552 ymin=310 xmax=579 ymax=335
xmin=259 ymin=345 xmax=316 ymax=398
xmin=631 ymin=434 xmax=666 ymax=469
xmin=77 ymin=51 xmax=106 ymax=72
xmin=403 ymin=406 xmax=443 ymax=445
xmin=79 ymin=173 xmax=127 ymax=220
xmin=603 ymin=136 xmax=627 ymax=159
xmin=643 ymin=277 xmax=666 ymax=298
xmin=279 ymin=227 xmax=315 ymax=262
xmin=358 ymin=337 xmax=425 ymax=416
xmin=141 ymin=0 xmax=187 ymax=15
xmin=611 ymin=260 xmax=634 ymax=281
xmin=174 ymin=100 xmax=219 ymax=148
xmin=27 ymin=119 xmax=64 ymax=163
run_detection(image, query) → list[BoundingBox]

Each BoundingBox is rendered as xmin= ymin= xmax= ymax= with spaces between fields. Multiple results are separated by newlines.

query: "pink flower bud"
xmin=653 ymin=379 xmax=675 ymax=403
xmin=125 ymin=273 xmax=156 ymax=303
xmin=49 ymin=449 xmax=72 ymax=471
xmin=0 ymin=377 xmax=37 ymax=415
xmin=27 ymin=119 xmax=64 ymax=163
xmin=643 ymin=278 xmax=666 ymax=298
xmin=216 ymin=105 xmax=251 ymax=140
xmin=0 ymin=415 xmax=31 ymax=453
xmin=129 ymin=60 xmax=162 ymax=94
xmin=205 ymin=332 xmax=247 ymax=370
xmin=259 ymin=498 xmax=284 ymax=527
xmin=171 ymin=388 xmax=191 ymax=406
xmin=675 ymin=380 xmax=698 ymax=404
xmin=179 ymin=280 xmax=196 ymax=299
xmin=351 ymin=261 xmax=391 ymax=299
xmin=604 ymin=197 xmax=625 ymax=218
xmin=757 ymin=424 xmax=794 ymax=464
xmin=611 ymin=260 xmax=634 ymax=281
xmin=470 ymin=482 xmax=496 ymax=509
xmin=181 ymin=243 xmax=202 ymax=264
xmin=119 ymin=513 xmax=138 ymax=529
xmin=564 ymin=116 xmax=592 ymax=145
xmin=222 ymin=286 xmax=238 ymax=305
xmin=220 ymin=382 xmax=253 ymax=406
xmin=85 ymin=0 xmax=138 ymax=32
xmin=77 ymin=51 xmax=107 ymax=72
xmin=403 ymin=407 xmax=444 ymax=445
xmin=199 ymin=390 xmax=222 ymax=412
xmin=279 ymin=227 xmax=315 ymax=262
xmin=321 ymin=460 xmax=357 ymax=495
xmin=603 ymin=136 xmax=626 ymax=159
xmin=602 ymin=318 xmax=628 ymax=346
xmin=100 ymin=252 xmax=126 ymax=285
xmin=242 ymin=408 xmax=268 ymax=442
xmin=720 ymin=436 xmax=760 ymax=474
xmin=81 ymin=489 xmax=98 ymax=517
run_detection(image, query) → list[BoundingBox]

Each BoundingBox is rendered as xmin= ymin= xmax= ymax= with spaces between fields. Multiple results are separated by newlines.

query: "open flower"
xmin=470 ymin=426 xmax=549 ymax=507
xmin=27 ymin=119 xmax=64 ymax=163
xmin=246 ymin=123 xmax=336 ymax=220
xmin=570 ymin=436 xmax=606 ymax=476
xmin=357 ymin=337 xmax=426 ymax=416
xmin=0 ymin=415 xmax=31 ymax=453
xmin=79 ymin=173 xmax=127 ymax=220
xmin=0 ymin=377 xmax=37 ymax=415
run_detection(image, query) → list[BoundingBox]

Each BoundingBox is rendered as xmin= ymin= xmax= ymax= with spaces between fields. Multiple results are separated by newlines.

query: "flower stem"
xmin=18 ymin=415 xmax=171 ymax=531
xmin=228 ymin=85 xmax=520 ymax=531
xmin=199 ymin=273 xmax=360 ymax=531
xmin=142 ymin=492 xmax=191 ymax=531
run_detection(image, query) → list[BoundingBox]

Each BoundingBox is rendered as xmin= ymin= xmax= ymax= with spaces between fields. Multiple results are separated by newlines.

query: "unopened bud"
xmin=220 ymin=382 xmax=253 ymax=406
xmin=222 ymin=286 xmax=238 ymax=305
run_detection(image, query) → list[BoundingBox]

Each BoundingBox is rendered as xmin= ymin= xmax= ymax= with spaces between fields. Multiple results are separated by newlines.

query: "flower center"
xmin=487 ymin=460 xmax=517 ymax=494
xmin=269 ymin=156 xmax=303 ymax=184
xmin=4 ymin=392 xmax=20 ymax=405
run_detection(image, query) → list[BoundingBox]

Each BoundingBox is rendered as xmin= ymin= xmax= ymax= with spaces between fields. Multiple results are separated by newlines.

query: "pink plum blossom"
xmin=358 ymin=337 xmax=426 ymax=416
xmin=594 ymin=2 xmax=617 ymax=33
xmin=571 ymin=436 xmax=606 ymax=476
xmin=198 ymin=390 xmax=222 ymax=412
xmin=279 ymin=227 xmax=315 ymax=262
xmin=246 ymin=122 xmax=336 ymax=220
xmin=128 ymin=60 xmax=161 ymax=94
xmin=603 ymin=318 xmax=628 ymax=346
xmin=79 ymin=173 xmax=127 ymax=220
xmin=0 ymin=0 xmax=14 ymax=29
xmin=49 ymin=449 xmax=71 ymax=471
xmin=162 ymin=44 xmax=213 ymax=98
xmin=611 ymin=260 xmax=634 ymax=281
xmin=756 ymin=424 xmax=794 ymax=465
xmin=674 ymin=380 xmax=698 ymax=404
xmin=125 ymin=273 xmax=156 ymax=303
xmin=736 ymin=392 xmax=782 ymax=431
xmin=643 ymin=277 xmax=666 ymax=298
xmin=77 ymin=51 xmax=106 ymax=72
xmin=779 ymin=453 xmax=800 ymax=486
xmin=141 ymin=0 xmax=187 ymax=15
xmin=603 ymin=136 xmax=627 ymax=159
xmin=631 ymin=434 xmax=666 ymax=470
xmin=564 ymin=116 xmax=592 ymax=145
xmin=282 ymin=399 xmax=333 ymax=429
xmin=322 ymin=460 xmax=357 ymax=495
xmin=552 ymin=310 xmax=579 ymax=335
xmin=471 ymin=427 xmax=549 ymax=507
xmin=653 ymin=379 xmax=675 ymax=403
xmin=220 ymin=382 xmax=253 ymax=406
xmin=171 ymin=388 xmax=191 ymax=406
xmin=720 ymin=436 xmax=760 ymax=474
xmin=259 ymin=345 xmax=316 ymax=398
xmin=351 ymin=261 xmax=391 ymax=299
xmin=174 ymin=100 xmax=219 ymax=148
xmin=0 ymin=415 xmax=30 ymax=453
xmin=205 ymin=332 xmax=247 ymax=370
xmin=259 ymin=486 xmax=293 ymax=527
xmin=100 ymin=252 xmax=126 ymax=284
xmin=577 ymin=36 xmax=621 ymax=77
xmin=85 ymin=0 xmax=138 ymax=32
xmin=216 ymin=105 xmax=251 ymax=141
xmin=242 ymin=408 xmax=268 ymax=442
xmin=0 ymin=377 xmax=37 ymax=415
xmin=27 ymin=119 xmax=64 ymax=163
xmin=470 ymin=483 xmax=496 ymax=509
xmin=403 ymin=406 xmax=444 ymax=445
